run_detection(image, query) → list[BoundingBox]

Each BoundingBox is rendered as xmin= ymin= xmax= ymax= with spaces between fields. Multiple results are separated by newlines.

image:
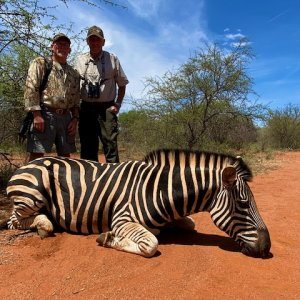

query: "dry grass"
xmin=243 ymin=150 xmax=286 ymax=176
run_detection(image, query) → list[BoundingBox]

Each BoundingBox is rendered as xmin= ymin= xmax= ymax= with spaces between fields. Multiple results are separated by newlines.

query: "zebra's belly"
xmin=51 ymin=212 xmax=106 ymax=235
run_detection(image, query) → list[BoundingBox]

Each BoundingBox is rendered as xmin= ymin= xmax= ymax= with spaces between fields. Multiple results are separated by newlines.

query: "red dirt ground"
xmin=0 ymin=152 xmax=299 ymax=300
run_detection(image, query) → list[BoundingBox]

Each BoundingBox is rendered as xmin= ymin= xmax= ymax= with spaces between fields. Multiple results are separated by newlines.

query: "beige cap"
xmin=52 ymin=33 xmax=71 ymax=44
xmin=86 ymin=26 xmax=104 ymax=39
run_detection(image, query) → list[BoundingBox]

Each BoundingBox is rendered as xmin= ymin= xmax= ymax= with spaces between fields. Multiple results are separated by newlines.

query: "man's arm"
xmin=115 ymin=85 xmax=126 ymax=107
xmin=24 ymin=58 xmax=46 ymax=112
xmin=24 ymin=58 xmax=46 ymax=132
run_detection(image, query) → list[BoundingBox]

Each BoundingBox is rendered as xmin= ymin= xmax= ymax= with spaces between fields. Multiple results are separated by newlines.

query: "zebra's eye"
xmin=239 ymin=198 xmax=250 ymax=209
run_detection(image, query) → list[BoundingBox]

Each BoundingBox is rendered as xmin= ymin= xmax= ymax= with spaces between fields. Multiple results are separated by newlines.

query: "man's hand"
xmin=33 ymin=111 xmax=45 ymax=133
xmin=68 ymin=118 xmax=78 ymax=136
xmin=109 ymin=104 xmax=120 ymax=114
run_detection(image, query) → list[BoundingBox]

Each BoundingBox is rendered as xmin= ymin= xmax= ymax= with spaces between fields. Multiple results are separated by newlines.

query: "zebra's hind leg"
xmin=8 ymin=211 xmax=53 ymax=239
xmin=30 ymin=214 xmax=54 ymax=239
xmin=96 ymin=222 xmax=158 ymax=258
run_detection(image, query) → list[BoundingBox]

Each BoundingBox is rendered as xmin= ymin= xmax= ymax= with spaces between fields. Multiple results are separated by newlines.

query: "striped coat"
xmin=7 ymin=150 xmax=271 ymax=258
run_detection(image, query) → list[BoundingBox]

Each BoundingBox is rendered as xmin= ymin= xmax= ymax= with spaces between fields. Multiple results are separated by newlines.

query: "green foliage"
xmin=265 ymin=104 xmax=300 ymax=149
xmin=0 ymin=44 xmax=37 ymax=107
xmin=0 ymin=0 xmax=126 ymax=56
xmin=1 ymin=0 xmax=57 ymax=55
xmin=130 ymin=40 xmax=266 ymax=152
xmin=119 ymin=110 xmax=161 ymax=156
xmin=0 ymin=44 xmax=38 ymax=147
xmin=204 ymin=102 xmax=257 ymax=149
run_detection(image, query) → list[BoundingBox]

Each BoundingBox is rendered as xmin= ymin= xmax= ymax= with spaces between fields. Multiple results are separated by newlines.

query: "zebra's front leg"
xmin=96 ymin=222 xmax=158 ymax=258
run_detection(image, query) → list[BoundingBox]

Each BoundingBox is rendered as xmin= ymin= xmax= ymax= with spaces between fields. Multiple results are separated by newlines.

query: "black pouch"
xmin=18 ymin=112 xmax=33 ymax=143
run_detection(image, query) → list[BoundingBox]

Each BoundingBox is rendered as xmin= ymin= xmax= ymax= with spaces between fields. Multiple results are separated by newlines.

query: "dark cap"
xmin=87 ymin=26 xmax=104 ymax=39
xmin=52 ymin=33 xmax=71 ymax=44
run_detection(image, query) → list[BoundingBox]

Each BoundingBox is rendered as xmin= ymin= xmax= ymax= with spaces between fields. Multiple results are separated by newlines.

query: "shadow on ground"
xmin=158 ymin=228 xmax=241 ymax=253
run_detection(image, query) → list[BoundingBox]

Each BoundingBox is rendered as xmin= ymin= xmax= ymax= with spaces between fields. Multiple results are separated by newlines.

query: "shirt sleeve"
xmin=73 ymin=55 xmax=86 ymax=90
xmin=114 ymin=55 xmax=129 ymax=87
xmin=24 ymin=57 xmax=45 ymax=111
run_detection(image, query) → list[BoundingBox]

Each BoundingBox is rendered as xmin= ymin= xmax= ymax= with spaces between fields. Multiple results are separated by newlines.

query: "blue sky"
xmin=52 ymin=0 xmax=300 ymax=111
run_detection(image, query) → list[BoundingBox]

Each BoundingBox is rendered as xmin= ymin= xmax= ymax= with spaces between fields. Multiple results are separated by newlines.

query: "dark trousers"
xmin=79 ymin=101 xmax=119 ymax=163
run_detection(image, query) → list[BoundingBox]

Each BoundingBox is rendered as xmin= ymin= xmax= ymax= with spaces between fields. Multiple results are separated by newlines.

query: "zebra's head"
xmin=209 ymin=158 xmax=271 ymax=258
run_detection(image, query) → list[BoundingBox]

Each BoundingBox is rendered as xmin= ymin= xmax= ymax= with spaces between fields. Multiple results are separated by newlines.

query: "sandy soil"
xmin=0 ymin=152 xmax=299 ymax=300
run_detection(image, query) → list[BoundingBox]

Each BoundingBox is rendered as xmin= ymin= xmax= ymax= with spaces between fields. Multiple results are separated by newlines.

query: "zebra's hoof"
xmin=31 ymin=214 xmax=54 ymax=239
xmin=38 ymin=228 xmax=51 ymax=239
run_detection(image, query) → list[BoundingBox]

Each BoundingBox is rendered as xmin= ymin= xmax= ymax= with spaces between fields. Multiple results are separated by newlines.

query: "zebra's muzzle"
xmin=241 ymin=229 xmax=271 ymax=258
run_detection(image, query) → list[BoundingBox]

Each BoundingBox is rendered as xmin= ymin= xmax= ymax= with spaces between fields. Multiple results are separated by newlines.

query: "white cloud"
xmin=126 ymin=0 xmax=160 ymax=19
xmin=107 ymin=29 xmax=179 ymax=100
xmin=230 ymin=41 xmax=250 ymax=48
xmin=225 ymin=33 xmax=245 ymax=40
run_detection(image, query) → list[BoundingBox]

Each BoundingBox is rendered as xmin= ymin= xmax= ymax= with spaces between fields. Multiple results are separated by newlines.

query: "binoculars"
xmin=87 ymin=82 xmax=100 ymax=98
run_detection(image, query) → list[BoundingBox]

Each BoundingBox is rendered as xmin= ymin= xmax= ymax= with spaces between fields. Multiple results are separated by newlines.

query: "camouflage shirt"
xmin=74 ymin=51 xmax=129 ymax=103
xmin=24 ymin=57 xmax=80 ymax=111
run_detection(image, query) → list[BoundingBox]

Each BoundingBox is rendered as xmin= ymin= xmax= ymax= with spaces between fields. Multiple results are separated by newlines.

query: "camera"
xmin=87 ymin=81 xmax=100 ymax=98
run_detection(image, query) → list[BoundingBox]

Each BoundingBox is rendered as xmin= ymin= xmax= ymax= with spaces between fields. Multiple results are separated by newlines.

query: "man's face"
xmin=87 ymin=35 xmax=105 ymax=55
xmin=52 ymin=39 xmax=71 ymax=62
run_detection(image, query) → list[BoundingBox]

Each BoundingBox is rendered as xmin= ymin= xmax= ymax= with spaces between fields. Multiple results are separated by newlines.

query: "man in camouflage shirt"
xmin=74 ymin=25 xmax=129 ymax=163
xmin=24 ymin=33 xmax=80 ymax=161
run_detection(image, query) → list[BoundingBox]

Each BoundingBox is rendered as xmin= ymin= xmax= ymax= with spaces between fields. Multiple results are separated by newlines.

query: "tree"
xmin=0 ymin=0 xmax=126 ymax=55
xmin=0 ymin=44 xmax=37 ymax=147
xmin=204 ymin=101 xmax=257 ymax=149
xmin=119 ymin=110 xmax=161 ymax=157
xmin=1 ymin=0 xmax=62 ymax=55
xmin=133 ymin=39 xmax=266 ymax=150
xmin=265 ymin=104 xmax=300 ymax=149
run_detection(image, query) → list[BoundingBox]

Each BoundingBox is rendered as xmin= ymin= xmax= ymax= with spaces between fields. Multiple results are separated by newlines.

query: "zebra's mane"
xmin=144 ymin=149 xmax=253 ymax=182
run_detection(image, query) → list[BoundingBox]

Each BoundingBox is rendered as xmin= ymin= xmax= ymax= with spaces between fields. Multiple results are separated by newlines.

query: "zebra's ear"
xmin=222 ymin=166 xmax=237 ymax=187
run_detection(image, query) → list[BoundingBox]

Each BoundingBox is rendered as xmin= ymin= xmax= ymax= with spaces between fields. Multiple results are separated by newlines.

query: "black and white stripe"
xmin=7 ymin=149 xmax=271 ymax=257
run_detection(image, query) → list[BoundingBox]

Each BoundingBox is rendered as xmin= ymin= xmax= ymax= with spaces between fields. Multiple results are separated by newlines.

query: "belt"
xmin=44 ymin=106 xmax=69 ymax=115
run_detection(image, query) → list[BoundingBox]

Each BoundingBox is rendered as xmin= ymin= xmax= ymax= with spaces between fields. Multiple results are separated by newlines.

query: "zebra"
xmin=6 ymin=149 xmax=271 ymax=258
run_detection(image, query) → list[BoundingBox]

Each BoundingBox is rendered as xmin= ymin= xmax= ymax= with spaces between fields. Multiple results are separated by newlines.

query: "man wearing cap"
xmin=74 ymin=25 xmax=129 ymax=163
xmin=24 ymin=33 xmax=80 ymax=161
